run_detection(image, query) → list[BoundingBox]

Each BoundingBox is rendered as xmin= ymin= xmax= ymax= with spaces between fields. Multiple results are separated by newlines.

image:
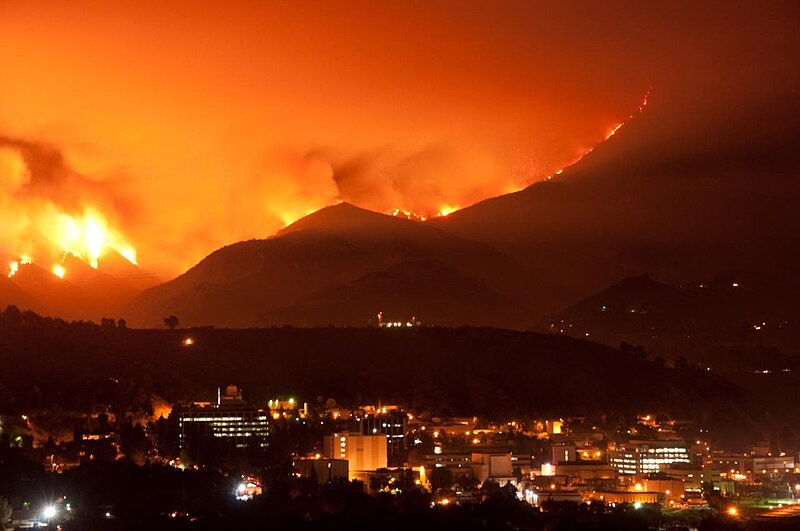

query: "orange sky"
xmin=0 ymin=1 xmax=795 ymax=276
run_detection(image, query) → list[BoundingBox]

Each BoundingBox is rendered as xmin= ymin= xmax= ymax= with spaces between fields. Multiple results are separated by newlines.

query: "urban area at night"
xmin=1 ymin=1 xmax=799 ymax=530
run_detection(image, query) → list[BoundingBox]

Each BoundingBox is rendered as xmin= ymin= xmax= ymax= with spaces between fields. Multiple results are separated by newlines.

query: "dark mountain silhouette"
xmin=126 ymin=203 xmax=565 ymax=328
xmin=0 ymin=276 xmax=39 ymax=311
xmin=6 ymin=253 xmax=158 ymax=321
xmin=548 ymin=273 xmax=800 ymax=364
xmin=432 ymin=99 xmax=800 ymax=295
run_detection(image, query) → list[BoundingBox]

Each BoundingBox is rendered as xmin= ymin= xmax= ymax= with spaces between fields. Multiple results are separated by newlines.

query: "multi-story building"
xmin=355 ymin=409 xmax=406 ymax=467
xmin=747 ymin=454 xmax=796 ymax=475
xmin=608 ymin=439 xmax=690 ymax=476
xmin=323 ymin=432 xmax=387 ymax=478
xmin=471 ymin=452 xmax=515 ymax=486
xmin=663 ymin=463 xmax=733 ymax=495
xmin=176 ymin=385 xmax=269 ymax=466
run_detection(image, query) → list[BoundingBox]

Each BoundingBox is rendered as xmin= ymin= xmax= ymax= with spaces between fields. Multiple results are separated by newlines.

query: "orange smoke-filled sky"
xmin=0 ymin=1 xmax=796 ymax=275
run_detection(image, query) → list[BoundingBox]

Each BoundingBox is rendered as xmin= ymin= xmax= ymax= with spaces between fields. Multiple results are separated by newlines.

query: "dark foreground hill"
xmin=0 ymin=307 xmax=763 ymax=448
xmin=126 ymin=203 xmax=565 ymax=328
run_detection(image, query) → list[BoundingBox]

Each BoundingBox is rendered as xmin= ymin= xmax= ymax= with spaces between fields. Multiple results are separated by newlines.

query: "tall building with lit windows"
xmin=176 ymin=385 xmax=269 ymax=466
xmin=354 ymin=409 xmax=407 ymax=467
xmin=323 ymin=432 xmax=387 ymax=478
xmin=608 ymin=439 xmax=690 ymax=476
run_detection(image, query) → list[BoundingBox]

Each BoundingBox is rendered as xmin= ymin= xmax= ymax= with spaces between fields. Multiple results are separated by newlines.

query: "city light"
xmin=42 ymin=505 xmax=57 ymax=519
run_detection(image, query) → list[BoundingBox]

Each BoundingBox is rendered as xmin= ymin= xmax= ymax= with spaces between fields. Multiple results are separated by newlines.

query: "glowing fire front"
xmin=388 ymin=204 xmax=461 ymax=221
xmin=542 ymin=86 xmax=651 ymax=182
xmin=51 ymin=209 xmax=137 ymax=269
xmin=386 ymin=87 xmax=652 ymax=219
xmin=6 ymin=209 xmax=137 ymax=280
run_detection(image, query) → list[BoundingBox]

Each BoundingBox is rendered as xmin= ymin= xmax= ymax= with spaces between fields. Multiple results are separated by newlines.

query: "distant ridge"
xmin=125 ymin=202 xmax=565 ymax=328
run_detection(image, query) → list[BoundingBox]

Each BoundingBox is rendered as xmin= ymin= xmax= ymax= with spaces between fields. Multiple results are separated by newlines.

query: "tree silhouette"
xmin=163 ymin=315 xmax=179 ymax=330
xmin=0 ymin=497 xmax=12 ymax=527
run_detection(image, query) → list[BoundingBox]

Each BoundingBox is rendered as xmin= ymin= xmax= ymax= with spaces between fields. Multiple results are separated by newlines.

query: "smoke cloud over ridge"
xmin=1 ymin=1 xmax=797 ymax=274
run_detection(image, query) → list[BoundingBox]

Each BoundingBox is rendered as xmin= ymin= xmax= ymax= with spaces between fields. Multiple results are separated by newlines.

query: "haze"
xmin=0 ymin=1 xmax=797 ymax=275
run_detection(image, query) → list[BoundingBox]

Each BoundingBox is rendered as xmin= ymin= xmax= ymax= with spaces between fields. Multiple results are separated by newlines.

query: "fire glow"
xmin=2 ymin=142 xmax=138 ymax=280
xmin=50 ymin=209 xmax=137 ymax=269
xmin=542 ymin=86 xmax=651 ymax=182
xmin=6 ymin=209 xmax=137 ymax=280
xmin=386 ymin=88 xmax=652 ymax=220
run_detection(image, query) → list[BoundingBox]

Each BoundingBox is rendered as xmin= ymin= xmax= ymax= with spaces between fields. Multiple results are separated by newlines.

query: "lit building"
xmin=577 ymin=447 xmax=605 ymax=461
xmin=746 ymin=454 xmax=796 ymax=475
xmin=355 ymin=409 xmax=406 ymax=467
xmin=267 ymin=397 xmax=309 ymax=418
xmin=323 ymin=432 xmax=387 ymax=478
xmin=546 ymin=420 xmax=564 ymax=435
xmin=176 ymin=385 xmax=269 ymax=466
xmin=471 ymin=452 xmax=515 ymax=485
xmin=376 ymin=311 xmax=421 ymax=328
xmin=608 ymin=439 xmax=690 ymax=476
xmin=416 ymin=449 xmax=472 ymax=473
xmin=663 ymin=463 xmax=731 ymax=494
xmin=550 ymin=443 xmax=576 ymax=464
xmin=554 ymin=462 xmax=617 ymax=481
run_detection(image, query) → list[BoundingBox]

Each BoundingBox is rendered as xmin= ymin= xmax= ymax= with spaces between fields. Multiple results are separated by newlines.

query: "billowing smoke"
xmin=1 ymin=1 xmax=796 ymax=277
xmin=0 ymin=136 xmax=137 ymax=275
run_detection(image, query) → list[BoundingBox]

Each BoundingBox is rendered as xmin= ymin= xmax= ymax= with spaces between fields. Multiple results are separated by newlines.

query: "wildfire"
xmin=389 ymin=208 xmax=427 ymax=221
xmin=5 ymin=210 xmax=138 ymax=281
xmin=437 ymin=205 xmax=459 ymax=217
xmin=1 ymin=140 xmax=140 ymax=279
xmin=543 ymin=85 xmax=651 ymax=181
xmin=388 ymin=204 xmax=462 ymax=221
xmin=52 ymin=264 xmax=65 ymax=279
xmin=49 ymin=209 xmax=137 ymax=269
xmin=387 ymin=88 xmax=652 ymax=219
xmin=7 ymin=255 xmax=31 ymax=278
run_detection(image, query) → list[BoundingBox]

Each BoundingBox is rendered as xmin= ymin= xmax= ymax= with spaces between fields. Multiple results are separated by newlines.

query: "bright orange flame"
xmin=7 ymin=254 xmax=32 ymax=278
xmin=543 ymin=85 xmax=652 ymax=181
xmin=437 ymin=205 xmax=459 ymax=217
xmin=52 ymin=264 xmax=65 ymax=279
xmin=387 ymin=204 xmax=461 ymax=220
xmin=49 ymin=208 xmax=137 ymax=269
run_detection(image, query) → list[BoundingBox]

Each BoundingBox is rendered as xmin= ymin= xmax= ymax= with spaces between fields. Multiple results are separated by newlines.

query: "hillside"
xmin=126 ymin=203 xmax=565 ymax=328
xmin=547 ymin=273 xmax=800 ymax=364
xmin=5 ymin=253 xmax=158 ymax=321
xmin=0 ymin=309 xmax=757 ymax=448
xmin=431 ymin=101 xmax=800 ymax=295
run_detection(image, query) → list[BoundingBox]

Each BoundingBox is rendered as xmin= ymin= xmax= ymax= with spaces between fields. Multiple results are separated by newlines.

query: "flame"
xmin=543 ymin=85 xmax=651 ymax=181
xmin=437 ymin=205 xmax=459 ymax=217
xmin=52 ymin=264 xmax=65 ymax=279
xmin=389 ymin=208 xmax=427 ymax=221
xmin=7 ymin=255 xmax=31 ymax=278
xmin=387 ymin=87 xmax=652 ymax=218
xmin=1 ymin=144 xmax=138 ymax=274
xmin=387 ymin=204 xmax=461 ymax=220
xmin=4 ymin=210 xmax=138 ymax=280
xmin=49 ymin=208 xmax=137 ymax=269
